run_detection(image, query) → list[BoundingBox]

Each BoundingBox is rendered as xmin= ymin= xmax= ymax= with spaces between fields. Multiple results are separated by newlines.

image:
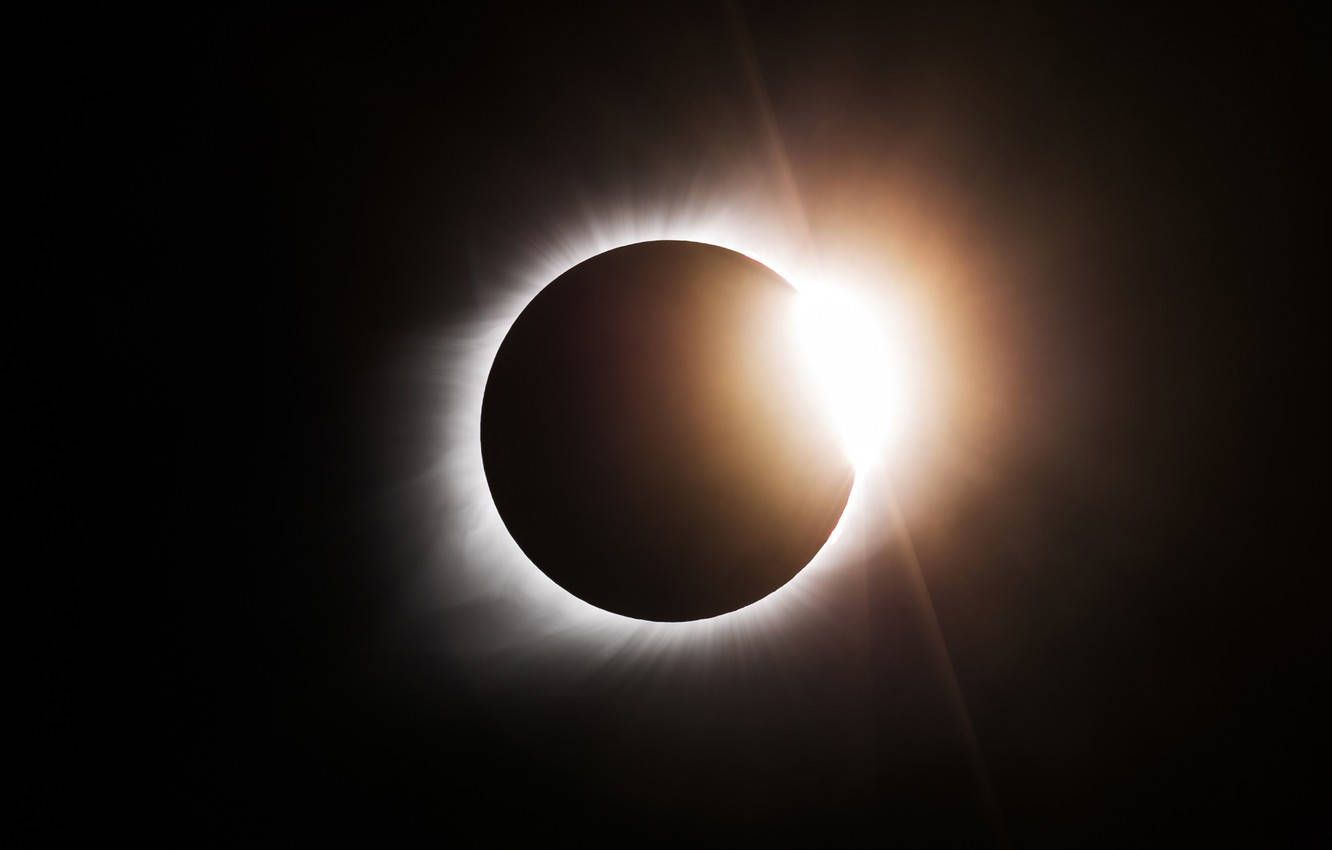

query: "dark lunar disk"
xmin=481 ymin=240 xmax=853 ymax=621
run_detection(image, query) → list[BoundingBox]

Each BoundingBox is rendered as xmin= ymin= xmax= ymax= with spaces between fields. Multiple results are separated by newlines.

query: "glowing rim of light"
xmin=432 ymin=203 xmax=910 ymax=658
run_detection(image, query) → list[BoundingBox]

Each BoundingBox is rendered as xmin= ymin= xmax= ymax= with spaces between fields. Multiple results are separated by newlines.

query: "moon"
xmin=481 ymin=240 xmax=854 ymax=621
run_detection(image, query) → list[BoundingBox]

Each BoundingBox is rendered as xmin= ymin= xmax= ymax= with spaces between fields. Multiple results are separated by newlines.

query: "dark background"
xmin=111 ymin=2 xmax=1327 ymax=845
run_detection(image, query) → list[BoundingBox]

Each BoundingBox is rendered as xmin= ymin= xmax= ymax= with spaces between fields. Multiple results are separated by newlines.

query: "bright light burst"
xmin=793 ymin=287 xmax=907 ymax=471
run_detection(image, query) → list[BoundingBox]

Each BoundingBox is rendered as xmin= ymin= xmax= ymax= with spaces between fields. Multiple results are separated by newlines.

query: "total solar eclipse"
xmin=481 ymin=240 xmax=856 ymax=621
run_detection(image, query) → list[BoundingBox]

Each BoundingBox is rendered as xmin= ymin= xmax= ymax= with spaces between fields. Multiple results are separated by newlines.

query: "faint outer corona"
xmin=481 ymin=240 xmax=853 ymax=621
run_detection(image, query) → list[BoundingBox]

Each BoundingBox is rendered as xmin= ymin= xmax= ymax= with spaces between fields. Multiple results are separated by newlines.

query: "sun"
xmin=428 ymin=199 xmax=941 ymax=660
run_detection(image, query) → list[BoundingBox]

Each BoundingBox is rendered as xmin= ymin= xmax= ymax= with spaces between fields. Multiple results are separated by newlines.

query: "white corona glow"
xmin=424 ymin=195 xmax=934 ymax=666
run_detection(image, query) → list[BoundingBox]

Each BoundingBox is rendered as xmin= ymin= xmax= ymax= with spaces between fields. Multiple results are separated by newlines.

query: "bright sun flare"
xmin=793 ymin=288 xmax=907 ymax=471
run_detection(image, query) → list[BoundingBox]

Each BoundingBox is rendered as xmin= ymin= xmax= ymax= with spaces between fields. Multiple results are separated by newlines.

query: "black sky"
xmin=122 ymin=3 xmax=1329 ymax=845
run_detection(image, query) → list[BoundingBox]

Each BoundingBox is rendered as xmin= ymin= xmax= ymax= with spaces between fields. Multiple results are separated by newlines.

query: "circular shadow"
xmin=481 ymin=240 xmax=853 ymax=621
